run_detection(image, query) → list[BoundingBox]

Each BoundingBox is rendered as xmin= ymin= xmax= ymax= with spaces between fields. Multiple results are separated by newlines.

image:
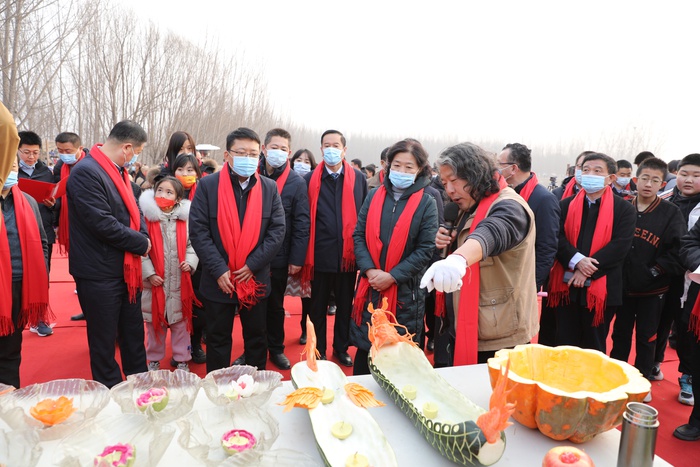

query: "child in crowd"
xmin=612 ymin=159 xmax=636 ymax=200
xmin=140 ymin=177 xmax=199 ymax=372
xmin=610 ymin=158 xmax=685 ymax=402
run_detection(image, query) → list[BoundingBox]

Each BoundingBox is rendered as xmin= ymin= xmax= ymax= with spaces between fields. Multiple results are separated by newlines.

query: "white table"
xmin=10 ymin=365 xmax=671 ymax=466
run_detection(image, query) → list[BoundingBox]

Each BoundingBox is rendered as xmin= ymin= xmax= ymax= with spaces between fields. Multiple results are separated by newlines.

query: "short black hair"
xmin=616 ymin=159 xmax=632 ymax=171
xmin=154 ymin=176 xmax=184 ymax=201
xmin=55 ymin=132 xmax=81 ymax=146
xmin=365 ymin=164 xmax=376 ymax=177
xmin=637 ymin=158 xmax=668 ymax=178
xmin=679 ymin=154 xmax=700 ymax=170
xmin=291 ymin=149 xmax=317 ymax=170
xmin=575 ymin=151 xmax=597 ymax=167
xmin=668 ymin=159 xmax=681 ymax=173
xmin=107 ymin=120 xmax=147 ymax=145
xmin=18 ymin=131 xmax=42 ymax=148
xmin=321 ymin=129 xmax=346 ymax=147
xmin=582 ymin=152 xmax=616 ymax=175
xmin=226 ymin=127 xmax=260 ymax=151
xmin=264 ymin=128 xmax=291 ymax=146
xmin=380 ymin=147 xmax=389 ymax=162
xmin=351 ymin=158 xmax=362 ymax=168
xmin=502 ymin=143 xmax=532 ymax=172
xmin=634 ymin=151 xmax=655 ymax=166
xmin=386 ymin=138 xmax=432 ymax=179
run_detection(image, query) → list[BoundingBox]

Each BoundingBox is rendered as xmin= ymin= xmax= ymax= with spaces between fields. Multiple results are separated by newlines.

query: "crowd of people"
xmin=2 ymin=100 xmax=700 ymax=442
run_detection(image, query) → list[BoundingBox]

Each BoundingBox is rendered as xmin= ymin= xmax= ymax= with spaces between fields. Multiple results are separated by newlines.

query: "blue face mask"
xmin=124 ymin=152 xmax=139 ymax=169
xmin=19 ymin=158 xmax=36 ymax=170
xmin=233 ymin=156 xmax=258 ymax=178
xmin=294 ymin=161 xmax=311 ymax=175
xmin=616 ymin=176 xmax=631 ymax=187
xmin=3 ymin=171 xmax=18 ymax=190
xmin=575 ymin=168 xmax=583 ymax=185
xmin=581 ymin=174 xmax=608 ymax=193
xmin=266 ymin=149 xmax=288 ymax=168
xmin=59 ymin=152 xmax=78 ymax=165
xmin=389 ymin=170 xmax=416 ymax=190
xmin=323 ymin=147 xmax=343 ymax=166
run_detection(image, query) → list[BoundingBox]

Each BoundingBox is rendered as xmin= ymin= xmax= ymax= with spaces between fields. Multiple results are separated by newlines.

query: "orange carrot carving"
xmin=279 ymin=387 xmax=324 ymax=412
xmin=367 ymin=297 xmax=417 ymax=358
xmin=476 ymin=359 xmax=516 ymax=443
xmin=345 ymin=383 xmax=385 ymax=408
xmin=300 ymin=316 xmax=321 ymax=372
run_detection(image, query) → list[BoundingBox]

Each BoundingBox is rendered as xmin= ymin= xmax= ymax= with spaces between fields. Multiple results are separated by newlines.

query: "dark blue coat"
xmin=18 ymin=159 xmax=56 ymax=244
xmin=189 ymin=168 xmax=285 ymax=304
xmin=514 ymin=176 xmax=561 ymax=289
xmin=304 ymin=165 xmax=368 ymax=272
xmin=350 ymin=175 xmax=438 ymax=351
xmin=66 ymin=155 xmax=149 ymax=280
xmin=259 ymin=160 xmax=310 ymax=269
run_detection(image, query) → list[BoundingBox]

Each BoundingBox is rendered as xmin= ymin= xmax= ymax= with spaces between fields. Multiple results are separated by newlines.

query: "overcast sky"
xmin=120 ymin=0 xmax=700 ymax=161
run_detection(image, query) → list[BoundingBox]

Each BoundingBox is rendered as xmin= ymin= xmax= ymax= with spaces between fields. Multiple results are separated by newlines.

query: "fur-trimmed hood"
xmin=139 ymin=188 xmax=191 ymax=222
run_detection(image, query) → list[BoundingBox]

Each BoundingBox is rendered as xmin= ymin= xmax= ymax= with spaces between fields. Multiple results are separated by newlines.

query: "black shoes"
xmin=191 ymin=347 xmax=206 ymax=364
xmin=70 ymin=313 xmax=85 ymax=321
xmin=270 ymin=353 xmax=291 ymax=370
xmin=674 ymin=424 xmax=700 ymax=441
xmin=333 ymin=350 xmax=353 ymax=367
xmin=299 ymin=332 xmax=307 ymax=345
xmin=232 ymin=354 xmax=245 ymax=366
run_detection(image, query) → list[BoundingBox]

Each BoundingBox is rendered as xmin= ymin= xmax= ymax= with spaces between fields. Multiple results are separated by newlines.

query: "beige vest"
xmin=452 ymin=187 xmax=539 ymax=351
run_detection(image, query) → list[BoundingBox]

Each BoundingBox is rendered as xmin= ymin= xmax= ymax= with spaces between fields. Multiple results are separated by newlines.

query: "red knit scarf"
xmin=90 ymin=145 xmax=143 ymax=303
xmin=352 ymin=185 xmax=424 ymax=325
xmin=217 ymin=163 xmax=265 ymax=308
xmin=452 ymin=176 xmax=508 ymax=366
xmin=0 ymin=186 xmax=52 ymax=336
xmin=146 ymin=213 xmax=201 ymax=338
xmin=275 ymin=163 xmax=291 ymax=194
xmin=547 ymin=186 xmax=614 ymax=326
xmin=562 ymin=177 xmax=578 ymax=198
xmin=519 ymin=172 xmax=539 ymax=202
xmin=57 ymin=153 xmax=83 ymax=254
xmin=302 ymin=160 xmax=357 ymax=282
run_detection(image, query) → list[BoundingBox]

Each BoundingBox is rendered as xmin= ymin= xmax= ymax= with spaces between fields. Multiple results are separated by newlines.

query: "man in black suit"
xmin=189 ymin=127 xmax=285 ymax=373
xmin=67 ymin=120 xmax=151 ymax=388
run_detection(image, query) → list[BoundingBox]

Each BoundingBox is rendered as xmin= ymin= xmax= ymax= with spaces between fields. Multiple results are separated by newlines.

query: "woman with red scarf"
xmin=351 ymin=139 xmax=438 ymax=375
xmin=420 ymin=142 xmax=538 ymax=366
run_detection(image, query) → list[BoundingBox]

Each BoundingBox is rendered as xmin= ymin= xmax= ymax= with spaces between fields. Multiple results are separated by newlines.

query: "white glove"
xmin=419 ymin=254 xmax=467 ymax=293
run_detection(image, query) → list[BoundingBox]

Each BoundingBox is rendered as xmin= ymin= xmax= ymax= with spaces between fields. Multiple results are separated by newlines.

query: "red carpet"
xmin=17 ymin=251 xmax=700 ymax=465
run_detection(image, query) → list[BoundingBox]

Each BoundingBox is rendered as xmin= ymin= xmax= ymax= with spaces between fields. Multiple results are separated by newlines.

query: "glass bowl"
xmin=56 ymin=413 xmax=175 ymax=466
xmin=0 ymin=428 xmax=42 ymax=466
xmin=0 ymin=383 xmax=14 ymax=397
xmin=110 ymin=369 xmax=201 ymax=423
xmin=177 ymin=404 xmax=278 ymax=466
xmin=0 ymin=378 xmax=110 ymax=441
xmin=201 ymin=365 xmax=282 ymax=407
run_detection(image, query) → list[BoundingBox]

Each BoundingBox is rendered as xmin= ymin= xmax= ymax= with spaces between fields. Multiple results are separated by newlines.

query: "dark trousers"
xmin=555 ymin=302 xmax=616 ymax=353
xmin=267 ymin=268 xmax=287 ymax=355
xmin=75 ymin=278 xmax=147 ymax=388
xmin=611 ymin=294 xmax=666 ymax=377
xmin=300 ymin=297 xmax=311 ymax=334
xmin=538 ymin=298 xmax=557 ymax=347
xmin=310 ymin=271 xmax=355 ymax=356
xmin=203 ymin=298 xmax=268 ymax=373
xmin=47 ymin=243 xmax=53 ymax=272
xmin=353 ymin=348 xmax=370 ymax=376
xmin=424 ymin=289 xmax=436 ymax=345
xmin=690 ymin=335 xmax=700 ymax=427
xmin=654 ymin=278 xmax=681 ymax=365
xmin=0 ymin=281 xmax=23 ymax=388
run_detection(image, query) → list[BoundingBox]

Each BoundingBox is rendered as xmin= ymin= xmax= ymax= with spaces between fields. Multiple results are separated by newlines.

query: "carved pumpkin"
xmin=486 ymin=344 xmax=650 ymax=443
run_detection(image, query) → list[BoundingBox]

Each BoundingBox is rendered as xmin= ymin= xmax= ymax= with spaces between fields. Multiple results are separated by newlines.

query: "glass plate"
xmin=201 ymin=365 xmax=282 ymax=407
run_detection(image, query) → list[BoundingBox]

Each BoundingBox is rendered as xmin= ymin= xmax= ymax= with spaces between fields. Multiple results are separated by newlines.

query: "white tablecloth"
xmin=13 ymin=364 xmax=671 ymax=466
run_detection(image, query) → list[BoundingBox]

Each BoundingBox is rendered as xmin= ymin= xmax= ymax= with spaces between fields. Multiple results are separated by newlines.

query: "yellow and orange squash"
xmin=486 ymin=344 xmax=650 ymax=443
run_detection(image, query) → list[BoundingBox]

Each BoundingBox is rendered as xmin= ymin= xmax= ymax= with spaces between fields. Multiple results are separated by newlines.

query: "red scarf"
xmin=146 ymin=213 xmax=201 ymax=337
xmin=518 ymin=172 xmax=539 ymax=202
xmin=90 ymin=145 xmax=144 ymax=302
xmin=379 ymin=170 xmax=385 ymax=183
xmin=57 ymin=153 xmax=83 ymax=254
xmin=187 ymin=183 xmax=197 ymax=201
xmin=352 ymin=185 xmax=424 ymax=325
xmin=0 ymin=186 xmax=52 ymax=336
xmin=562 ymin=177 xmax=578 ymax=198
xmin=453 ymin=176 xmax=509 ymax=366
xmin=547 ymin=186 xmax=614 ymax=326
xmin=302 ymin=160 xmax=357 ymax=282
xmin=275 ymin=163 xmax=291 ymax=194
xmin=217 ymin=163 xmax=265 ymax=308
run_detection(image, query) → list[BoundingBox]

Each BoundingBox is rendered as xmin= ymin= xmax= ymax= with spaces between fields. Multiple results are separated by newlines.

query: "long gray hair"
xmin=436 ymin=142 xmax=500 ymax=203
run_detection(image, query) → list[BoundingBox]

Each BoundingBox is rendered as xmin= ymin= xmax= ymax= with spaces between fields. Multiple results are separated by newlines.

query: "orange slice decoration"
xmin=29 ymin=396 xmax=77 ymax=426
xmin=344 ymin=383 xmax=385 ymax=408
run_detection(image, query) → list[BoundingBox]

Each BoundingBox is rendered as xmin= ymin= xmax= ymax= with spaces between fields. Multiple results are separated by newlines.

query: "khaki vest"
xmin=452 ymin=187 xmax=539 ymax=351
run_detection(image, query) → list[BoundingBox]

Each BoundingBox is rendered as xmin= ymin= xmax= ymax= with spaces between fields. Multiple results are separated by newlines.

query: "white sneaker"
xmin=147 ymin=361 xmax=160 ymax=371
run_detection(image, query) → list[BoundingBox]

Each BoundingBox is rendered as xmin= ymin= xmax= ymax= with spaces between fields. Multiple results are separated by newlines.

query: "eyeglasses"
xmin=637 ymin=176 xmax=663 ymax=185
xmin=228 ymin=150 xmax=259 ymax=158
xmin=19 ymin=149 xmax=40 ymax=156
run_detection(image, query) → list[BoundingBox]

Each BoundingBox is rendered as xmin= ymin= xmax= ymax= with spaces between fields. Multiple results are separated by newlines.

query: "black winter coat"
xmin=350 ymin=175 xmax=439 ymax=351
xmin=680 ymin=221 xmax=700 ymax=323
xmin=259 ymin=161 xmax=310 ymax=269
xmin=18 ymin=159 xmax=56 ymax=244
xmin=66 ymin=155 xmax=150 ymax=280
xmin=189 ymin=168 xmax=285 ymax=304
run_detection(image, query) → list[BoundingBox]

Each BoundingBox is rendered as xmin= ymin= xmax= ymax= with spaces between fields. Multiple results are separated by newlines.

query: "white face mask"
xmin=266 ymin=149 xmax=288 ymax=168
xmin=616 ymin=176 xmax=631 ymax=187
xmin=294 ymin=161 xmax=311 ymax=175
